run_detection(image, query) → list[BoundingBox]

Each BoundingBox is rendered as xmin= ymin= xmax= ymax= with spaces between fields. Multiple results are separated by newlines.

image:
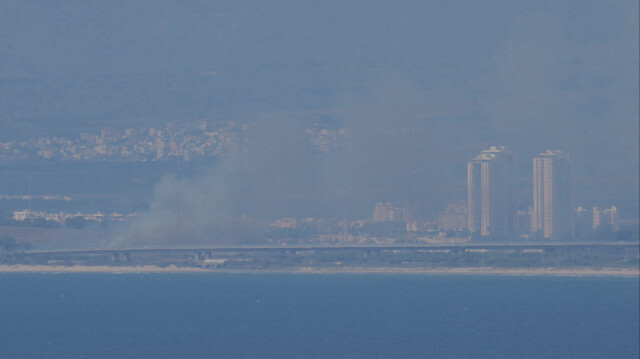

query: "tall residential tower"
xmin=532 ymin=150 xmax=572 ymax=239
xmin=467 ymin=146 xmax=517 ymax=238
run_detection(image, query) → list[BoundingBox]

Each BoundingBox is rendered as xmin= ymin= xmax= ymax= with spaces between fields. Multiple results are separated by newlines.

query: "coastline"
xmin=0 ymin=264 xmax=638 ymax=276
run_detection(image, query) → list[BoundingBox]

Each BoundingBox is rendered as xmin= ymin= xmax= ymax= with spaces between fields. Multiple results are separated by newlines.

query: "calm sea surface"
xmin=0 ymin=273 xmax=637 ymax=359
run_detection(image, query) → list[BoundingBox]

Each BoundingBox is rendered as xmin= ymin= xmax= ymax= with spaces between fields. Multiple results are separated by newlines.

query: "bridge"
xmin=22 ymin=241 xmax=639 ymax=260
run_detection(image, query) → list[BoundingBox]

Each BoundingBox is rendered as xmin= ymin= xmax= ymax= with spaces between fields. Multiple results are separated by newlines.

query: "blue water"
xmin=0 ymin=273 xmax=637 ymax=359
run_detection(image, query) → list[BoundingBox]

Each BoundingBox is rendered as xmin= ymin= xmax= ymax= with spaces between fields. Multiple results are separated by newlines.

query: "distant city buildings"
xmin=467 ymin=146 xmax=517 ymax=237
xmin=372 ymin=202 xmax=403 ymax=223
xmin=2 ymin=133 xmax=628 ymax=242
xmin=436 ymin=201 xmax=467 ymax=232
xmin=265 ymin=201 xmax=472 ymax=245
xmin=532 ymin=150 xmax=572 ymax=240
xmin=574 ymin=206 xmax=592 ymax=239
xmin=574 ymin=205 xmax=621 ymax=239
xmin=0 ymin=119 xmax=347 ymax=162
xmin=12 ymin=209 xmax=138 ymax=224
xmin=593 ymin=205 xmax=620 ymax=232
xmin=517 ymin=207 xmax=533 ymax=236
xmin=0 ymin=119 xmax=240 ymax=162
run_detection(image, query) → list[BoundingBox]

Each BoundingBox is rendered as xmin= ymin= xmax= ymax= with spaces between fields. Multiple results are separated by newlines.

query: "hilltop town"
xmin=0 ymin=119 xmax=240 ymax=162
xmin=0 ymin=119 xmax=348 ymax=162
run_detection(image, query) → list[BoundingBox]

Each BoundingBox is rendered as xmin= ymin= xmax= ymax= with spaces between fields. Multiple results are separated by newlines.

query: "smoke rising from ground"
xmin=110 ymin=116 xmax=320 ymax=246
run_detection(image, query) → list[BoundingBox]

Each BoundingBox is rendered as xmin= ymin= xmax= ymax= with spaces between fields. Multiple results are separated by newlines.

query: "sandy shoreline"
xmin=0 ymin=265 xmax=638 ymax=276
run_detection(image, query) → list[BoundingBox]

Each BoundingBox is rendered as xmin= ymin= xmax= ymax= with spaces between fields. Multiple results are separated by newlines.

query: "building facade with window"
xmin=467 ymin=146 xmax=517 ymax=237
xmin=532 ymin=150 xmax=572 ymax=239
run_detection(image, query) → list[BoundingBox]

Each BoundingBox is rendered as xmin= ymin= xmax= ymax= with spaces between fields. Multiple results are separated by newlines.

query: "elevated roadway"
xmin=23 ymin=242 xmax=639 ymax=257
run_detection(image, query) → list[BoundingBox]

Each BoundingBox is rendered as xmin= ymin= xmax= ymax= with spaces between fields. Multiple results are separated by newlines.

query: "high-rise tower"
xmin=467 ymin=146 xmax=517 ymax=238
xmin=532 ymin=150 xmax=572 ymax=239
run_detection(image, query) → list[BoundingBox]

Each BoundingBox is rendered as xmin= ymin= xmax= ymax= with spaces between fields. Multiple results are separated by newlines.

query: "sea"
xmin=0 ymin=273 xmax=637 ymax=359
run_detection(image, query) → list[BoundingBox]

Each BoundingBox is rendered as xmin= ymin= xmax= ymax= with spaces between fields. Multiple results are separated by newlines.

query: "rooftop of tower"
xmin=470 ymin=145 xmax=512 ymax=161
xmin=535 ymin=149 xmax=569 ymax=159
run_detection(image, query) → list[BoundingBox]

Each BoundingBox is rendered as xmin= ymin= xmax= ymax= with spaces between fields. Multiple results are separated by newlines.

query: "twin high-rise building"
xmin=532 ymin=150 xmax=572 ymax=240
xmin=467 ymin=147 xmax=572 ymax=240
xmin=467 ymin=146 xmax=517 ymax=237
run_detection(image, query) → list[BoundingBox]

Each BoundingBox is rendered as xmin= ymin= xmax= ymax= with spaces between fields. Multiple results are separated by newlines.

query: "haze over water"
xmin=1 ymin=1 xmax=638 ymax=247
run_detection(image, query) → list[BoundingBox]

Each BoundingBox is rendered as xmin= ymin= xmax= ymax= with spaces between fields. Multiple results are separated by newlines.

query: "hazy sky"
xmin=1 ymin=1 xmax=638 ymax=242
